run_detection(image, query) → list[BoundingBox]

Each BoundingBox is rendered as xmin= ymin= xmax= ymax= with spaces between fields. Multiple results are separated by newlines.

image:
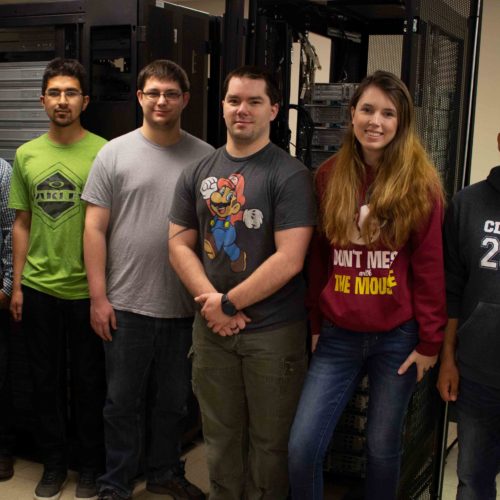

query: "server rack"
xmin=0 ymin=61 xmax=49 ymax=165
xmin=305 ymin=82 xmax=357 ymax=169
xmin=246 ymin=0 xmax=480 ymax=194
xmin=0 ymin=1 xmax=84 ymax=164
xmin=0 ymin=0 xmax=211 ymax=144
xmin=241 ymin=1 xmax=481 ymax=499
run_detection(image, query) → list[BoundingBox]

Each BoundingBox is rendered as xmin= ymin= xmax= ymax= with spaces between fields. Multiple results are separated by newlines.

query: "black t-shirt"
xmin=170 ymin=142 xmax=316 ymax=331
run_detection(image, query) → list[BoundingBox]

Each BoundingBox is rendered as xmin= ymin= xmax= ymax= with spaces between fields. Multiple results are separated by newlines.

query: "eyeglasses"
xmin=45 ymin=89 xmax=83 ymax=99
xmin=141 ymin=90 xmax=183 ymax=102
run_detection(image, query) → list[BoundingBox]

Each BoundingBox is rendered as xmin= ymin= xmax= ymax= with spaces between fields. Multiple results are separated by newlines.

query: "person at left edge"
xmin=8 ymin=58 xmax=107 ymax=500
xmin=0 ymin=157 xmax=15 ymax=482
xmin=82 ymin=59 xmax=213 ymax=500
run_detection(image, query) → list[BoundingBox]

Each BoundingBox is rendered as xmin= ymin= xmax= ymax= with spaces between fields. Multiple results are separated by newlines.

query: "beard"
xmin=49 ymin=105 xmax=83 ymax=128
xmin=50 ymin=117 xmax=75 ymax=127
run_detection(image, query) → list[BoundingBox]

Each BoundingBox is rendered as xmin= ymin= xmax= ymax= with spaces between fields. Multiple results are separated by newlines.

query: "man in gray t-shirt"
xmin=169 ymin=66 xmax=315 ymax=499
xmin=82 ymin=60 xmax=212 ymax=500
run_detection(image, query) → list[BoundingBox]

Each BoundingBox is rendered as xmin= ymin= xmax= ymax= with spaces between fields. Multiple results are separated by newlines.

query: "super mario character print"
xmin=200 ymin=173 xmax=263 ymax=272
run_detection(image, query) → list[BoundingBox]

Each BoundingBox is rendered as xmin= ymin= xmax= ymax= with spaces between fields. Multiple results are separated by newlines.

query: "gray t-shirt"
xmin=170 ymin=142 xmax=316 ymax=331
xmin=82 ymin=128 xmax=214 ymax=318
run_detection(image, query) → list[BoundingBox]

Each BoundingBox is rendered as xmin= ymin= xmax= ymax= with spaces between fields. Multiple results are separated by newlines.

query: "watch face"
xmin=222 ymin=295 xmax=237 ymax=316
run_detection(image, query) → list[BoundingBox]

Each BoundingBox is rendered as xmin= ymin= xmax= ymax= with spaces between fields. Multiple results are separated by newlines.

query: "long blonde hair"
xmin=321 ymin=71 xmax=444 ymax=250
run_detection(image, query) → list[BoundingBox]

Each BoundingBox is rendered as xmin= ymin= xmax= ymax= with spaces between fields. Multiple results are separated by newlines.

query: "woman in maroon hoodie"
xmin=288 ymin=71 xmax=446 ymax=500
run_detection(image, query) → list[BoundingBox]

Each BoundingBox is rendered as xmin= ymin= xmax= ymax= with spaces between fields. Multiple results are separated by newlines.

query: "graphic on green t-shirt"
xmin=33 ymin=163 xmax=84 ymax=228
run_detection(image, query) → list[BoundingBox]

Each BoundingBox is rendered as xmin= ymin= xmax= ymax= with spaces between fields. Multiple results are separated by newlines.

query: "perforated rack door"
xmin=405 ymin=0 xmax=478 ymax=196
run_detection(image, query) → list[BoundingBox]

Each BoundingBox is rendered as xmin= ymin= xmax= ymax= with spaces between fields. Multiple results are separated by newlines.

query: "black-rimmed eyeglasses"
xmin=141 ymin=90 xmax=183 ymax=102
xmin=45 ymin=89 xmax=83 ymax=99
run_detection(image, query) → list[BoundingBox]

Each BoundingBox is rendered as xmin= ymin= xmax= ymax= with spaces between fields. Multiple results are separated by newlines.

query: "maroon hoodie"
xmin=307 ymin=157 xmax=446 ymax=356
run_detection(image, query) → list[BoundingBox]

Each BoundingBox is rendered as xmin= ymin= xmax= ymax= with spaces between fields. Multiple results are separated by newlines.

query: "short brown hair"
xmin=137 ymin=59 xmax=190 ymax=92
xmin=222 ymin=66 xmax=280 ymax=105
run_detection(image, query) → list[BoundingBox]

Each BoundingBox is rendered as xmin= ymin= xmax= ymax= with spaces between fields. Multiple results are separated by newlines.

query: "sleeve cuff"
xmin=1 ymin=279 xmax=12 ymax=297
xmin=446 ymin=302 xmax=460 ymax=318
xmin=308 ymin=308 xmax=323 ymax=336
xmin=415 ymin=339 xmax=442 ymax=357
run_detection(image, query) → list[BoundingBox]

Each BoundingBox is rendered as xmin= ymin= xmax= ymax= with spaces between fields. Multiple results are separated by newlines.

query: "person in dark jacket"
xmin=437 ymin=133 xmax=500 ymax=500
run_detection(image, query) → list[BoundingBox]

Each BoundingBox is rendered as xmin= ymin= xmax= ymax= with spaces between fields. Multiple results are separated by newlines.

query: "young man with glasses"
xmin=82 ymin=59 xmax=213 ymax=500
xmin=8 ymin=58 xmax=107 ymax=500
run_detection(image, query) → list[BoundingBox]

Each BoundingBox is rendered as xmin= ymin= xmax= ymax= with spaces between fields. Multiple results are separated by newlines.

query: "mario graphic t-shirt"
xmin=170 ymin=142 xmax=316 ymax=332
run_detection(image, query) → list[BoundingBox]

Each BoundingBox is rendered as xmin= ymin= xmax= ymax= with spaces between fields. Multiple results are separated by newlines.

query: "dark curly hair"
xmin=42 ymin=58 xmax=88 ymax=95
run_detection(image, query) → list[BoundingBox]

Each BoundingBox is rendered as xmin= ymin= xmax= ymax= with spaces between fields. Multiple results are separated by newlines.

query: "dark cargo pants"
xmin=191 ymin=313 xmax=307 ymax=500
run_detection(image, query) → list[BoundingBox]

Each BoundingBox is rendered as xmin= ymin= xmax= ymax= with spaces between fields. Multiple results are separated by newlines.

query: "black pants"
xmin=0 ymin=309 xmax=14 ymax=456
xmin=22 ymin=285 xmax=106 ymax=471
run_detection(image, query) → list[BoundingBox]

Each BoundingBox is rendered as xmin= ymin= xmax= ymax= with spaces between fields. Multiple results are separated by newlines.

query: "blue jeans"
xmin=98 ymin=310 xmax=193 ymax=498
xmin=456 ymin=376 xmax=500 ymax=500
xmin=288 ymin=321 xmax=418 ymax=500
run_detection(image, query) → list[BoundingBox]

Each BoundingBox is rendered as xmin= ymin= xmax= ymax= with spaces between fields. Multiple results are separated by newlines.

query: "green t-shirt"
xmin=8 ymin=132 xmax=107 ymax=299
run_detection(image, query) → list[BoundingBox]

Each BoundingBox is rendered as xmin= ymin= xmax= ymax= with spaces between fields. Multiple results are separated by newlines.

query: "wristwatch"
xmin=221 ymin=294 xmax=238 ymax=316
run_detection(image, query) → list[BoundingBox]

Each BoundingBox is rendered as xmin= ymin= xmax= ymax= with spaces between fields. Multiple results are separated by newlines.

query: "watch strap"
xmin=221 ymin=293 xmax=238 ymax=316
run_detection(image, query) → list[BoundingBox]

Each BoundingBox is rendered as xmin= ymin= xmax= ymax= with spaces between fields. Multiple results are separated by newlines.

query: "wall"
xmin=470 ymin=0 xmax=500 ymax=183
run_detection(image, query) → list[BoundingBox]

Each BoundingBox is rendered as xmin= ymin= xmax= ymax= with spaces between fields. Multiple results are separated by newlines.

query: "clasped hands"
xmin=195 ymin=292 xmax=250 ymax=336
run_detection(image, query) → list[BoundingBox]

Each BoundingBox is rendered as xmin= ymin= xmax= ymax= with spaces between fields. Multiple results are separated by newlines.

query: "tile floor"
xmin=0 ymin=423 xmax=498 ymax=499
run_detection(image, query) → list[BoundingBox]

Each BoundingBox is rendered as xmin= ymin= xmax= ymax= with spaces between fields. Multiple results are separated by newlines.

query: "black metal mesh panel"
xmin=441 ymin=0 xmax=471 ymax=17
xmin=415 ymin=26 xmax=462 ymax=188
xmin=367 ymin=35 xmax=404 ymax=77
xmin=364 ymin=0 xmax=473 ymax=196
xmin=413 ymin=0 xmax=473 ymax=195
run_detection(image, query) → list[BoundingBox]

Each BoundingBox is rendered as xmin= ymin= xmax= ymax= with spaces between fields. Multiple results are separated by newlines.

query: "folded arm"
xmin=196 ymin=226 xmax=313 ymax=328
xmin=169 ymin=222 xmax=249 ymax=336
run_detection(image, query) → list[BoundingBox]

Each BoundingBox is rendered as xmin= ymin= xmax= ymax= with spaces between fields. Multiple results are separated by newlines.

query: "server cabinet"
xmin=244 ymin=1 xmax=480 ymax=499
xmin=153 ymin=2 xmax=210 ymax=141
xmin=247 ymin=0 xmax=479 ymax=195
xmin=0 ymin=61 xmax=49 ymax=165
xmin=402 ymin=0 xmax=480 ymax=193
xmin=0 ymin=0 xmax=211 ymax=143
xmin=0 ymin=1 xmax=84 ymax=164
xmin=83 ymin=0 xmax=210 ymax=140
